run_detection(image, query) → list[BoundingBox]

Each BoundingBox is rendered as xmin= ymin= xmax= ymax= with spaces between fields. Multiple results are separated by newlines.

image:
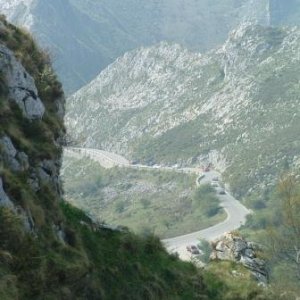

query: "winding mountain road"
xmin=64 ymin=147 xmax=251 ymax=260
xmin=162 ymin=170 xmax=250 ymax=260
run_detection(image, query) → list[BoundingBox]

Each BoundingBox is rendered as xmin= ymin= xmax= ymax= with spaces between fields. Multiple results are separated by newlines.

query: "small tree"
xmin=267 ymin=175 xmax=300 ymax=280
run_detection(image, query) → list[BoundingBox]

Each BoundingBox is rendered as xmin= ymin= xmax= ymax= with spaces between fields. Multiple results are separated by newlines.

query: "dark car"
xmin=186 ymin=245 xmax=200 ymax=254
xmin=219 ymin=189 xmax=226 ymax=195
xmin=191 ymin=248 xmax=200 ymax=255
xmin=187 ymin=245 xmax=199 ymax=253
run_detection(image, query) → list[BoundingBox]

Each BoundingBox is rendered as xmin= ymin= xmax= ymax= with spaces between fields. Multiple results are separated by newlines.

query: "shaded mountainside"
xmin=0 ymin=17 xmax=273 ymax=300
xmin=4 ymin=0 xmax=300 ymax=94
xmin=66 ymin=24 xmax=300 ymax=197
xmin=0 ymin=0 xmax=278 ymax=93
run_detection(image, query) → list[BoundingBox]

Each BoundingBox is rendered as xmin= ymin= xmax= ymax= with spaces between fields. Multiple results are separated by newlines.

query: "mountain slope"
xmin=0 ymin=16 xmax=273 ymax=300
xmin=66 ymin=24 xmax=300 ymax=197
xmin=0 ymin=0 xmax=277 ymax=93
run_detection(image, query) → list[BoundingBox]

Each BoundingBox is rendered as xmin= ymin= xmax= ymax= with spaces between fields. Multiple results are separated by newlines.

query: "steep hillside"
xmin=1 ymin=0 xmax=273 ymax=93
xmin=66 ymin=24 xmax=300 ymax=197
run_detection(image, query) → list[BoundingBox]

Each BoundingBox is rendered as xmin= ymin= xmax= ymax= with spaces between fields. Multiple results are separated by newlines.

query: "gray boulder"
xmin=17 ymin=152 xmax=29 ymax=171
xmin=37 ymin=160 xmax=63 ymax=197
xmin=28 ymin=173 xmax=40 ymax=192
xmin=0 ymin=135 xmax=17 ymax=157
xmin=210 ymin=232 xmax=268 ymax=284
xmin=0 ymin=44 xmax=45 ymax=119
xmin=0 ymin=135 xmax=21 ymax=171
xmin=0 ymin=177 xmax=14 ymax=208
xmin=37 ymin=167 xmax=51 ymax=183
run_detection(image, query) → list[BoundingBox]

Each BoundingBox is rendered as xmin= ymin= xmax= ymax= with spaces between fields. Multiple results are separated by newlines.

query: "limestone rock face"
xmin=0 ymin=177 xmax=14 ymax=208
xmin=0 ymin=22 xmax=65 ymax=236
xmin=0 ymin=135 xmax=21 ymax=171
xmin=0 ymin=135 xmax=17 ymax=157
xmin=16 ymin=152 xmax=29 ymax=171
xmin=210 ymin=232 xmax=268 ymax=284
xmin=0 ymin=44 xmax=45 ymax=119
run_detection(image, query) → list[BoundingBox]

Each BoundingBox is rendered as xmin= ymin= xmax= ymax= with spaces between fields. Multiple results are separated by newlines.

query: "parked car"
xmin=212 ymin=177 xmax=219 ymax=181
xmin=211 ymin=182 xmax=219 ymax=187
xmin=219 ymin=189 xmax=226 ymax=195
xmin=187 ymin=245 xmax=199 ymax=253
xmin=191 ymin=248 xmax=200 ymax=255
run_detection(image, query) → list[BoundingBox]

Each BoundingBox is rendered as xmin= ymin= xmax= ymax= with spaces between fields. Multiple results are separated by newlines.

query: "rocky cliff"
xmin=0 ymin=15 xmax=65 ymax=232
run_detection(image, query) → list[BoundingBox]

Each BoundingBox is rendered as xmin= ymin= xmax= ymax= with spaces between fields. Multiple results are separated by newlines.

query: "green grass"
xmin=0 ymin=204 xmax=204 ymax=299
xmin=62 ymin=156 xmax=226 ymax=238
xmin=203 ymin=261 xmax=272 ymax=300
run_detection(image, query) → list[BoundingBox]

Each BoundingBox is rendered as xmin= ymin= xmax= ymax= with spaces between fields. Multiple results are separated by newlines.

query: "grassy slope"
xmin=62 ymin=156 xmax=226 ymax=238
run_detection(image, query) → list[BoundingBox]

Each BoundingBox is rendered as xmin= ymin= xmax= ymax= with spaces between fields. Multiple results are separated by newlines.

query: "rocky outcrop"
xmin=0 ymin=44 xmax=45 ymax=119
xmin=0 ymin=135 xmax=20 ymax=171
xmin=0 ymin=20 xmax=65 ymax=237
xmin=38 ymin=159 xmax=63 ymax=195
xmin=210 ymin=232 xmax=268 ymax=284
xmin=0 ymin=177 xmax=14 ymax=208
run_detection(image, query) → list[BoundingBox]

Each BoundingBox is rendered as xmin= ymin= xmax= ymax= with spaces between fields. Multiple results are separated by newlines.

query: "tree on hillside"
xmin=267 ymin=175 xmax=300 ymax=292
